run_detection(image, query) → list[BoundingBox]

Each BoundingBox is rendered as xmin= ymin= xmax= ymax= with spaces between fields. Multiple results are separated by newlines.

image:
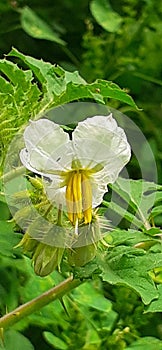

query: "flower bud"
xmin=32 ymin=243 xmax=64 ymax=277
xmin=27 ymin=176 xmax=44 ymax=190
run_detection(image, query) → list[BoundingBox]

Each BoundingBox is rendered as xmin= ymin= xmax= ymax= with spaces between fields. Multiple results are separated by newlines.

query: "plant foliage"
xmin=0 ymin=1 xmax=162 ymax=349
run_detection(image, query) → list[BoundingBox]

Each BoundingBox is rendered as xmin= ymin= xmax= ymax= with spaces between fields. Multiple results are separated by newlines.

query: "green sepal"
xmin=15 ymin=232 xmax=38 ymax=252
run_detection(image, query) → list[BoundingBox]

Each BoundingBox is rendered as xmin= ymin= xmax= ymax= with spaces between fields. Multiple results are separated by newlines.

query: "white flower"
xmin=20 ymin=114 xmax=131 ymax=226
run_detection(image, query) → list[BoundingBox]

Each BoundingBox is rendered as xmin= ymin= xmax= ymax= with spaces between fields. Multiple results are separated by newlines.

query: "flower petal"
xmin=72 ymin=114 xmax=131 ymax=174
xmin=21 ymin=119 xmax=74 ymax=174
xmin=20 ymin=148 xmax=48 ymax=176
xmin=91 ymin=177 xmax=108 ymax=208
xmin=44 ymin=176 xmax=66 ymax=207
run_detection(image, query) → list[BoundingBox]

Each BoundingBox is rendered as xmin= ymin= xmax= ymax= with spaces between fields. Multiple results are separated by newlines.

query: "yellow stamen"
xmin=73 ymin=172 xmax=82 ymax=219
xmin=66 ymin=173 xmax=74 ymax=224
xmin=65 ymin=170 xmax=92 ymax=226
xmin=81 ymin=172 xmax=92 ymax=224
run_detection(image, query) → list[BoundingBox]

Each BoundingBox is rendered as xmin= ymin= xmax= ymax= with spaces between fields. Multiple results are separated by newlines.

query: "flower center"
xmin=65 ymin=170 xmax=92 ymax=226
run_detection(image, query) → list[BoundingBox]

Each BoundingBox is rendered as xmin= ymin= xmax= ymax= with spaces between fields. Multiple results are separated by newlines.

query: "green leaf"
xmin=150 ymin=205 xmax=162 ymax=218
xmin=73 ymin=261 xmax=100 ymax=280
xmin=0 ymin=58 xmax=33 ymax=88
xmin=8 ymin=47 xmax=66 ymax=100
xmin=65 ymin=70 xmax=86 ymax=85
xmin=43 ymin=332 xmax=68 ymax=350
xmin=155 ymin=190 xmax=162 ymax=204
xmin=0 ymin=201 xmax=11 ymax=220
xmin=8 ymin=48 xmax=138 ymax=109
xmin=59 ymin=79 xmax=138 ymax=108
xmin=0 ymin=221 xmax=21 ymax=257
xmin=103 ymin=199 xmax=142 ymax=228
xmin=73 ymin=282 xmax=112 ymax=312
xmin=98 ymin=245 xmax=162 ymax=304
xmin=90 ymin=0 xmax=122 ymax=33
xmin=125 ymin=337 xmax=162 ymax=350
xmin=0 ymin=48 xmax=137 ymax=168
xmin=0 ymin=57 xmax=41 ymax=168
xmin=70 ymin=281 xmax=117 ymax=341
xmin=0 ymin=330 xmax=34 ymax=350
xmin=21 ymin=6 xmax=66 ymax=45
xmin=145 ymin=284 xmax=162 ymax=313
xmin=109 ymin=228 xmax=159 ymax=248
xmin=95 ymin=79 xmax=138 ymax=107
xmin=83 ymin=327 xmax=101 ymax=348
xmin=105 ymin=178 xmax=161 ymax=229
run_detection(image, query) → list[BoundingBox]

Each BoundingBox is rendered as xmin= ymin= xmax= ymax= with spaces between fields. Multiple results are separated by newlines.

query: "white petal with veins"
xmin=21 ymin=119 xmax=74 ymax=175
xmin=20 ymin=114 xmax=131 ymax=215
xmin=72 ymin=114 xmax=131 ymax=170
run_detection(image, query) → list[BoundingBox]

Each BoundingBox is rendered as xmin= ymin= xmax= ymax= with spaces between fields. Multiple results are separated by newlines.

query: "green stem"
xmin=62 ymin=46 xmax=80 ymax=67
xmin=137 ymin=207 xmax=151 ymax=230
xmin=0 ymin=275 xmax=81 ymax=330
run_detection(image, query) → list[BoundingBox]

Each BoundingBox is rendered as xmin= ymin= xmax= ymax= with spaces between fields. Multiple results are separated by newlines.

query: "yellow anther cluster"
xmin=65 ymin=170 xmax=92 ymax=225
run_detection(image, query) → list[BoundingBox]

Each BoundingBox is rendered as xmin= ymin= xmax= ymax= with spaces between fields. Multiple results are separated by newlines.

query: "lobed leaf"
xmin=0 ymin=48 xmax=138 ymax=170
xmin=98 ymin=245 xmax=162 ymax=304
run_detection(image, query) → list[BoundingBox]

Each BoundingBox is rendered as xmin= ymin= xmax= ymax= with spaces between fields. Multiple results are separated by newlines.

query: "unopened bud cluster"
xmin=15 ymin=176 xmax=101 ymax=276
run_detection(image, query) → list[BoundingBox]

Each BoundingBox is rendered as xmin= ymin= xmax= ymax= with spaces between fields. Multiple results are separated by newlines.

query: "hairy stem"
xmin=0 ymin=275 xmax=81 ymax=330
